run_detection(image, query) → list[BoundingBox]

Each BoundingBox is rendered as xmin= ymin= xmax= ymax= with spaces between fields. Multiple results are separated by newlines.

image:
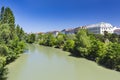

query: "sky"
xmin=0 ymin=0 xmax=120 ymax=33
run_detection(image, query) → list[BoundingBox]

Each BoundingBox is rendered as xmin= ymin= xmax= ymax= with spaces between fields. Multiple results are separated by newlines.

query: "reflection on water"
xmin=7 ymin=44 xmax=120 ymax=80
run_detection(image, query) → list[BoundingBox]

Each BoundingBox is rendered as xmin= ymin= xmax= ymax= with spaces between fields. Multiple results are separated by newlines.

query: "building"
xmin=46 ymin=22 xmax=120 ymax=35
xmin=46 ymin=31 xmax=60 ymax=37
xmin=61 ymin=29 xmax=66 ymax=34
xmin=114 ymin=28 xmax=120 ymax=35
xmin=61 ymin=22 xmax=117 ymax=35
xmin=86 ymin=22 xmax=116 ymax=34
xmin=61 ymin=28 xmax=75 ymax=34
xmin=51 ymin=31 xmax=59 ymax=36
xmin=61 ymin=26 xmax=86 ymax=35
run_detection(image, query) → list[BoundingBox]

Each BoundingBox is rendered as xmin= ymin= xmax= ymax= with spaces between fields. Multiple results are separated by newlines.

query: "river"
xmin=7 ymin=44 xmax=120 ymax=80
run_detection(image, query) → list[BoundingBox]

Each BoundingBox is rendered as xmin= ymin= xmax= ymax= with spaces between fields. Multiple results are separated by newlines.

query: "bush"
xmin=63 ymin=39 xmax=75 ymax=52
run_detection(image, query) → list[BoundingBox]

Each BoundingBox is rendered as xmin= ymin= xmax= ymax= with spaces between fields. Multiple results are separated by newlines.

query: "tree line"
xmin=27 ymin=29 xmax=120 ymax=72
xmin=0 ymin=7 xmax=26 ymax=80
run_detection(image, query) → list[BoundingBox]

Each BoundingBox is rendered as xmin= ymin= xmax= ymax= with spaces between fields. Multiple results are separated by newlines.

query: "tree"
xmin=104 ymin=31 xmax=111 ymax=41
xmin=0 ymin=7 xmax=16 ymax=41
xmin=92 ymin=34 xmax=105 ymax=42
xmin=26 ymin=33 xmax=36 ymax=43
xmin=63 ymin=39 xmax=75 ymax=52
xmin=0 ymin=7 xmax=5 ymax=21
xmin=44 ymin=33 xmax=56 ymax=47
xmin=97 ymin=43 xmax=120 ymax=70
xmin=109 ymin=33 xmax=119 ymax=43
xmin=66 ymin=34 xmax=76 ymax=40
xmin=55 ymin=33 xmax=66 ymax=48
xmin=16 ymin=25 xmax=25 ymax=41
xmin=74 ymin=29 xmax=91 ymax=57
xmin=0 ymin=57 xmax=8 ymax=80
xmin=0 ymin=24 xmax=11 ymax=44
xmin=0 ymin=6 xmax=26 ymax=80
xmin=37 ymin=33 xmax=45 ymax=45
xmin=0 ymin=45 xmax=9 ymax=56
xmin=1 ymin=7 xmax=15 ymax=25
xmin=89 ymin=40 xmax=107 ymax=61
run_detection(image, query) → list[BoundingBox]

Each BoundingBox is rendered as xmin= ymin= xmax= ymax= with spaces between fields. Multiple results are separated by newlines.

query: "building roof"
xmin=86 ymin=22 xmax=113 ymax=28
xmin=114 ymin=29 xmax=120 ymax=32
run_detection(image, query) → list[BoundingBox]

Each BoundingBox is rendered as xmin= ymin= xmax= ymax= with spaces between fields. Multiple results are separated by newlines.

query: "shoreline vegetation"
xmin=27 ymin=29 xmax=120 ymax=72
xmin=0 ymin=7 xmax=26 ymax=80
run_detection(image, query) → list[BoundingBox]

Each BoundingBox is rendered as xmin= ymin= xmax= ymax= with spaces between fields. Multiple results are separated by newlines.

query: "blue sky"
xmin=0 ymin=0 xmax=120 ymax=33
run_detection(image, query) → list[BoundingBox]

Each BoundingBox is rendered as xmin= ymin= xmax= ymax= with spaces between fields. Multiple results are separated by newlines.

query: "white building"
xmin=46 ymin=31 xmax=59 ymax=37
xmin=114 ymin=28 xmax=120 ymax=35
xmin=86 ymin=22 xmax=116 ymax=34
xmin=52 ymin=31 xmax=59 ymax=36
xmin=60 ymin=22 xmax=120 ymax=35
xmin=61 ymin=29 xmax=75 ymax=34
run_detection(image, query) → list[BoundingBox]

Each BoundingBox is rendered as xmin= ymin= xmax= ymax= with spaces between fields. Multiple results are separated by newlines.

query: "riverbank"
xmin=35 ymin=29 xmax=120 ymax=72
xmin=7 ymin=44 xmax=120 ymax=80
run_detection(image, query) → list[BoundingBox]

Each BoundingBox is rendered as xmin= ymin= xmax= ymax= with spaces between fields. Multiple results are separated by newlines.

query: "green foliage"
xmin=0 ymin=57 xmax=8 ymax=80
xmin=38 ymin=33 xmax=56 ymax=47
xmin=0 ymin=45 xmax=9 ymax=56
xmin=1 ymin=7 xmax=15 ymax=26
xmin=74 ymin=29 xmax=91 ymax=57
xmin=26 ymin=33 xmax=36 ymax=43
xmin=37 ymin=34 xmax=45 ymax=45
xmin=45 ymin=33 xmax=56 ymax=47
xmin=0 ymin=6 xmax=26 ymax=80
xmin=63 ymin=39 xmax=75 ymax=52
xmin=98 ymin=43 xmax=120 ymax=70
xmin=89 ymin=40 xmax=107 ymax=61
xmin=0 ymin=7 xmax=5 ymax=21
xmin=109 ymin=33 xmax=119 ymax=43
xmin=16 ymin=25 xmax=25 ymax=41
xmin=66 ymin=34 xmax=76 ymax=40
xmin=55 ymin=33 xmax=66 ymax=48
xmin=92 ymin=34 xmax=105 ymax=42
xmin=0 ymin=24 xmax=11 ymax=44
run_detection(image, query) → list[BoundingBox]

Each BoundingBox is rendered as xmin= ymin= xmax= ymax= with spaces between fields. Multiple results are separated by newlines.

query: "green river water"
xmin=7 ymin=44 xmax=120 ymax=80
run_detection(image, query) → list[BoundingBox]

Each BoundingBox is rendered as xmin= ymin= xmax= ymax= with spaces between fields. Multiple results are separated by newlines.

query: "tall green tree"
xmin=0 ymin=7 xmax=5 ymax=21
xmin=1 ymin=7 xmax=15 ymax=40
xmin=98 ymin=42 xmax=120 ymax=70
xmin=26 ymin=33 xmax=36 ymax=43
xmin=16 ymin=25 xmax=25 ymax=41
xmin=74 ymin=29 xmax=91 ymax=57
xmin=55 ymin=33 xmax=66 ymax=48
xmin=63 ymin=39 xmax=75 ymax=52
xmin=89 ymin=40 xmax=107 ymax=61
xmin=0 ymin=57 xmax=7 ymax=80
xmin=1 ymin=7 xmax=15 ymax=25
xmin=44 ymin=33 xmax=56 ymax=47
xmin=0 ymin=6 xmax=26 ymax=80
xmin=0 ymin=24 xmax=11 ymax=44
